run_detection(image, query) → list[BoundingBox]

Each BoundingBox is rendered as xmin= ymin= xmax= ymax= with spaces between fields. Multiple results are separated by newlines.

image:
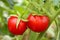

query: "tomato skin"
xmin=27 ymin=14 xmax=50 ymax=32
xmin=8 ymin=16 xmax=27 ymax=35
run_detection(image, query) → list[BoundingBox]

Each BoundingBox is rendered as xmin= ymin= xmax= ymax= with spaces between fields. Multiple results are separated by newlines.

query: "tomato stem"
xmin=15 ymin=36 xmax=19 ymax=40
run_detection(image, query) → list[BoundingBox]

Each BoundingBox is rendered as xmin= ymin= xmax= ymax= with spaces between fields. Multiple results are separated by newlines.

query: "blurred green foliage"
xmin=0 ymin=0 xmax=60 ymax=40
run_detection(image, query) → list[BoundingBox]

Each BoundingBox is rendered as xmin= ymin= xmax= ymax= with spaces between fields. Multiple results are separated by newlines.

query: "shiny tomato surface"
xmin=27 ymin=14 xmax=50 ymax=32
xmin=8 ymin=16 xmax=27 ymax=35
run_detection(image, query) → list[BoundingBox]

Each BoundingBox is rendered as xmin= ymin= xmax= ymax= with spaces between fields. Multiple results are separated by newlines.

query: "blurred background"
xmin=0 ymin=0 xmax=60 ymax=40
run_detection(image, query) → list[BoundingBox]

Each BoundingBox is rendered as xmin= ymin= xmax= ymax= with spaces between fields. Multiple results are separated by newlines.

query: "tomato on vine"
xmin=27 ymin=14 xmax=50 ymax=32
xmin=8 ymin=16 xmax=27 ymax=35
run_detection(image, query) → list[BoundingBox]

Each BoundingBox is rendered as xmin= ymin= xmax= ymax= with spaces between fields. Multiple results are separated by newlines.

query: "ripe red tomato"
xmin=8 ymin=16 xmax=27 ymax=35
xmin=27 ymin=14 xmax=50 ymax=32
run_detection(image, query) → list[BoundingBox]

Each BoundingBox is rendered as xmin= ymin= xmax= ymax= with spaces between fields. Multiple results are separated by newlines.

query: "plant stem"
xmin=55 ymin=16 xmax=60 ymax=40
xmin=55 ymin=19 xmax=59 ymax=40
xmin=15 ymin=36 xmax=19 ymax=40
xmin=56 ymin=32 xmax=59 ymax=40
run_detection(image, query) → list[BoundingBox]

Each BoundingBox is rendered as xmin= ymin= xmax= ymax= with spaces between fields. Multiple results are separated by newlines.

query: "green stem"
xmin=36 ymin=9 xmax=60 ymax=40
xmin=41 ymin=7 xmax=52 ymax=17
xmin=55 ymin=16 xmax=60 ymax=40
xmin=55 ymin=19 xmax=59 ymax=40
xmin=15 ymin=36 xmax=19 ymax=40
xmin=56 ymin=31 xmax=59 ymax=40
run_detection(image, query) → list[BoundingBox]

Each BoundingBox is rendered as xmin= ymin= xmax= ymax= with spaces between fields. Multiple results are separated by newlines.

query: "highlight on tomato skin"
xmin=8 ymin=16 xmax=27 ymax=35
xmin=27 ymin=14 xmax=50 ymax=32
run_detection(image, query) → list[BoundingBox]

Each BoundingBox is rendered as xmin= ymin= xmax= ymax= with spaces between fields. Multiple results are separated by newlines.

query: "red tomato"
xmin=27 ymin=14 xmax=50 ymax=32
xmin=8 ymin=16 xmax=27 ymax=35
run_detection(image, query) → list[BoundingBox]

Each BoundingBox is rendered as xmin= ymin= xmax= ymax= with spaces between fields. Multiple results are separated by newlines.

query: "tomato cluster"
xmin=8 ymin=14 xmax=50 ymax=35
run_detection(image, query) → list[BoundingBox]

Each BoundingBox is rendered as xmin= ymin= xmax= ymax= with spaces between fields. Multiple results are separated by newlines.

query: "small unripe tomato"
xmin=27 ymin=14 xmax=50 ymax=32
xmin=8 ymin=16 xmax=27 ymax=35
